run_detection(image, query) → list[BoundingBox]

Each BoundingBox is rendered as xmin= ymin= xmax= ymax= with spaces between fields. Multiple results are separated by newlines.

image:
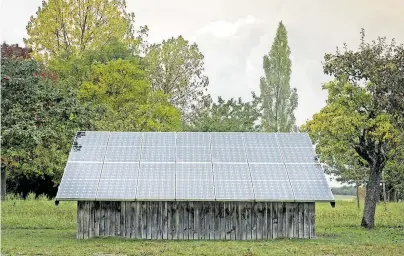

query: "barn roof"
xmin=55 ymin=131 xmax=335 ymax=202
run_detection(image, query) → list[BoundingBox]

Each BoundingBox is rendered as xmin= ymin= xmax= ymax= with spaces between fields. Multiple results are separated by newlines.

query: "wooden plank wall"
xmin=77 ymin=201 xmax=316 ymax=240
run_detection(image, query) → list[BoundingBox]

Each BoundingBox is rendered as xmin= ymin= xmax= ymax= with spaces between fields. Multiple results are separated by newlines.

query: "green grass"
xmin=1 ymin=194 xmax=404 ymax=256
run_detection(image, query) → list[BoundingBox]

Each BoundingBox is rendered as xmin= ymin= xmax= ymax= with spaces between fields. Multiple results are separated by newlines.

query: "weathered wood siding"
xmin=77 ymin=201 xmax=316 ymax=240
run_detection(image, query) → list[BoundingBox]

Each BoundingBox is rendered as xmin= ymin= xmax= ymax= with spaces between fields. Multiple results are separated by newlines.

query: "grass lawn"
xmin=1 ymin=195 xmax=403 ymax=256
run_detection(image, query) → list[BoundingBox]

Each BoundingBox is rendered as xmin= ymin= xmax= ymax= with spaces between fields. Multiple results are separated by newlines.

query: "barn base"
xmin=76 ymin=201 xmax=316 ymax=240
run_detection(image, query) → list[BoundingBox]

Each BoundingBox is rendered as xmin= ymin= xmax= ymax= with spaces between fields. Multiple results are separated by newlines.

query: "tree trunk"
xmin=361 ymin=163 xmax=382 ymax=229
xmin=1 ymin=166 xmax=6 ymax=201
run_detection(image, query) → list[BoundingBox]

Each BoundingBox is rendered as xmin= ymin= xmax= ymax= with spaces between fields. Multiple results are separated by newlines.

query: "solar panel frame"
xmin=176 ymin=147 xmax=211 ymax=163
xmin=73 ymin=131 xmax=110 ymax=147
xmin=280 ymin=147 xmax=318 ymax=163
xmin=276 ymin=133 xmax=313 ymax=148
xmin=100 ymin=162 xmax=139 ymax=180
xmin=213 ymin=163 xmax=251 ymax=181
xmin=248 ymin=163 xmax=289 ymax=181
xmin=67 ymin=146 xmax=107 ymax=162
xmin=176 ymin=132 xmax=211 ymax=148
xmin=142 ymin=132 xmax=176 ymax=147
xmin=290 ymin=179 xmax=335 ymax=201
xmin=245 ymin=147 xmax=283 ymax=163
xmin=253 ymin=180 xmax=295 ymax=201
xmin=62 ymin=162 xmax=103 ymax=180
xmin=211 ymin=132 xmax=245 ymax=148
xmin=285 ymin=164 xmax=326 ymax=181
xmin=176 ymin=163 xmax=213 ymax=180
xmin=243 ymin=133 xmax=278 ymax=148
xmin=138 ymin=163 xmax=175 ymax=180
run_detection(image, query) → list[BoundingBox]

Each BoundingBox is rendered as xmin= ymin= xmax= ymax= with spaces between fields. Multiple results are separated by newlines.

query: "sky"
xmin=1 ymin=0 xmax=403 ymax=187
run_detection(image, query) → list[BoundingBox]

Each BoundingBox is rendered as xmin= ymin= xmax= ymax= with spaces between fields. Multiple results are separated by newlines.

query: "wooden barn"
xmin=55 ymin=131 xmax=335 ymax=240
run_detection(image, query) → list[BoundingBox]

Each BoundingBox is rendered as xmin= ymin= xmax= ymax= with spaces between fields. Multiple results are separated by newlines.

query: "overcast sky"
xmin=1 ymin=0 xmax=403 ymax=186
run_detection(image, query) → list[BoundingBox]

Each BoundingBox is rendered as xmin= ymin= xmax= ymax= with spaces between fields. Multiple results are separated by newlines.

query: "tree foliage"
xmin=260 ymin=21 xmax=298 ymax=132
xmin=144 ymin=36 xmax=209 ymax=124
xmin=302 ymin=30 xmax=404 ymax=228
xmin=1 ymin=44 xmax=94 ymax=196
xmin=79 ymin=59 xmax=181 ymax=131
xmin=25 ymin=0 xmax=148 ymax=62
xmin=185 ymin=94 xmax=261 ymax=132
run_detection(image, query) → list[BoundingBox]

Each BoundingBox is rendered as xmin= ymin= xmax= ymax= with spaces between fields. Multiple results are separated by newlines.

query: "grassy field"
xmin=1 ymin=194 xmax=403 ymax=256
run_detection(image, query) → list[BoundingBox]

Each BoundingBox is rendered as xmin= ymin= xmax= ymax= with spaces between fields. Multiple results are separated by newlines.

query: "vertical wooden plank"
xmin=277 ymin=202 xmax=284 ymax=238
xmin=88 ymin=202 xmax=94 ymax=238
xmin=76 ymin=202 xmax=82 ymax=239
xmin=216 ymin=202 xmax=223 ymax=240
xmin=162 ymin=201 xmax=168 ymax=239
xmin=200 ymin=202 xmax=206 ymax=240
xmin=262 ymin=202 xmax=268 ymax=239
xmin=303 ymin=203 xmax=310 ymax=238
xmin=224 ymin=202 xmax=230 ymax=240
xmin=183 ymin=202 xmax=189 ymax=239
xmin=99 ymin=202 xmax=105 ymax=237
xmin=293 ymin=203 xmax=299 ymax=238
xmin=115 ymin=202 xmax=120 ymax=237
xmin=309 ymin=203 xmax=316 ymax=239
xmin=82 ymin=201 xmax=89 ymax=239
xmin=177 ymin=202 xmax=184 ymax=240
xmin=209 ymin=202 xmax=215 ymax=240
xmin=237 ymin=202 xmax=244 ymax=240
xmin=230 ymin=202 xmax=237 ymax=240
xmin=120 ymin=202 xmax=125 ymax=237
xmin=124 ymin=202 xmax=131 ymax=238
xmin=140 ymin=201 xmax=146 ymax=239
xmin=245 ymin=202 xmax=252 ymax=240
xmin=173 ymin=202 xmax=180 ymax=240
xmin=94 ymin=201 xmax=100 ymax=237
xmin=251 ymin=202 xmax=258 ymax=240
xmin=156 ymin=201 xmax=163 ymax=239
xmin=266 ymin=202 xmax=271 ymax=239
xmin=103 ymin=202 xmax=109 ymax=237
xmin=287 ymin=203 xmax=294 ymax=238
xmin=130 ymin=202 xmax=135 ymax=238
xmin=151 ymin=202 xmax=157 ymax=239
xmin=298 ymin=203 xmax=304 ymax=238
xmin=146 ymin=202 xmax=152 ymax=239
xmin=111 ymin=202 xmax=117 ymax=237
xmin=168 ymin=202 xmax=175 ymax=240
xmin=256 ymin=202 xmax=263 ymax=240
xmin=189 ymin=202 xmax=195 ymax=240
xmin=193 ymin=202 xmax=199 ymax=240
xmin=272 ymin=202 xmax=278 ymax=239
xmin=136 ymin=201 xmax=142 ymax=239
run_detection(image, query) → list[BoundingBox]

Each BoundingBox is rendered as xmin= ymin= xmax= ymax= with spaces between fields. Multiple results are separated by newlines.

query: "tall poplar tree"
xmin=260 ymin=21 xmax=298 ymax=132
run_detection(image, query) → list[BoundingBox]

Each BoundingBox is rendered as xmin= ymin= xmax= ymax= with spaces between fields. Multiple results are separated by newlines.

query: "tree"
xmin=1 ymin=43 xmax=94 ymax=198
xmin=302 ymin=29 xmax=404 ymax=228
xmin=79 ymin=59 xmax=181 ymax=131
xmin=144 ymin=36 xmax=209 ymax=125
xmin=25 ymin=0 xmax=147 ymax=62
xmin=185 ymin=93 xmax=261 ymax=132
xmin=260 ymin=21 xmax=298 ymax=132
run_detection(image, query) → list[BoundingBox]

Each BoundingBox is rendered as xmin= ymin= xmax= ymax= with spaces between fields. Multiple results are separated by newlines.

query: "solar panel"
xmin=56 ymin=179 xmax=98 ymax=200
xmin=108 ymin=132 xmax=142 ymax=147
xmin=249 ymin=164 xmax=289 ymax=181
xmin=213 ymin=163 xmax=251 ymax=180
xmin=56 ymin=131 xmax=335 ymax=202
xmin=212 ymin=147 xmax=247 ymax=163
xmin=73 ymin=131 xmax=109 ymax=147
xmin=96 ymin=179 xmax=137 ymax=200
xmin=286 ymin=164 xmax=326 ymax=180
xmin=100 ymin=163 xmax=138 ymax=180
xmin=68 ymin=146 xmax=106 ymax=162
xmin=137 ymin=179 xmax=175 ymax=200
xmin=280 ymin=147 xmax=317 ymax=163
xmin=62 ymin=162 xmax=103 ymax=180
xmin=104 ymin=146 xmax=141 ymax=162
xmin=176 ymin=179 xmax=215 ymax=200
xmin=176 ymin=163 xmax=213 ymax=180
xmin=140 ymin=147 xmax=175 ymax=162
xmin=211 ymin=132 xmax=244 ymax=148
xmin=276 ymin=133 xmax=313 ymax=147
xmin=176 ymin=132 xmax=211 ymax=147
xmin=143 ymin=132 xmax=176 ymax=147
xmin=243 ymin=133 xmax=277 ymax=148
xmin=246 ymin=147 xmax=283 ymax=163
xmin=290 ymin=179 xmax=335 ymax=201
xmin=176 ymin=147 xmax=211 ymax=163
xmin=214 ymin=179 xmax=254 ymax=200
xmin=138 ymin=163 xmax=175 ymax=180
xmin=253 ymin=180 xmax=294 ymax=201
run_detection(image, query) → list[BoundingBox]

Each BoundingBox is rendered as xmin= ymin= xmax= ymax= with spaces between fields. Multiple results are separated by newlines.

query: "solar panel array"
xmin=56 ymin=131 xmax=335 ymax=202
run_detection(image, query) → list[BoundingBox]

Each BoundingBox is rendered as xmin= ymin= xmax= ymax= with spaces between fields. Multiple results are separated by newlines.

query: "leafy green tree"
xmin=303 ymin=81 xmax=401 ymax=228
xmin=144 ymin=36 xmax=209 ymax=125
xmin=185 ymin=93 xmax=261 ymax=132
xmin=25 ymin=0 xmax=147 ymax=62
xmin=260 ymin=21 xmax=298 ymax=132
xmin=1 ymin=43 xmax=94 ymax=198
xmin=79 ymin=59 xmax=181 ymax=131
